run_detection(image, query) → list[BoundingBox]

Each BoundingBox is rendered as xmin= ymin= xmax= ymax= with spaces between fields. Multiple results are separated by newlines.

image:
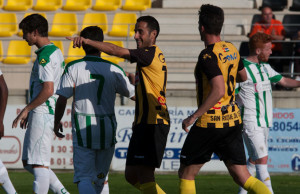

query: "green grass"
xmin=1 ymin=171 xmax=300 ymax=194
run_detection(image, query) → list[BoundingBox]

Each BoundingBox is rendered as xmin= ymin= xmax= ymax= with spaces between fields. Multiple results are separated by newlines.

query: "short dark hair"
xmin=80 ymin=26 xmax=104 ymax=55
xmin=198 ymin=4 xmax=224 ymax=35
xmin=19 ymin=14 xmax=48 ymax=37
xmin=137 ymin=15 xmax=160 ymax=38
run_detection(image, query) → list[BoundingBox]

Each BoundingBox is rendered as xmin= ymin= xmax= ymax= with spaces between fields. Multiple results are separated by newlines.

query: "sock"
xmin=134 ymin=182 xmax=141 ymax=191
xmin=33 ymin=168 xmax=50 ymax=194
xmin=101 ymin=181 xmax=109 ymax=194
xmin=0 ymin=164 xmax=17 ymax=194
xmin=243 ymin=176 xmax=271 ymax=194
xmin=179 ymin=179 xmax=196 ymax=194
xmin=78 ymin=179 xmax=96 ymax=194
xmin=238 ymin=160 xmax=256 ymax=194
xmin=49 ymin=168 xmax=69 ymax=194
xmin=140 ymin=182 xmax=166 ymax=194
xmin=256 ymin=164 xmax=274 ymax=194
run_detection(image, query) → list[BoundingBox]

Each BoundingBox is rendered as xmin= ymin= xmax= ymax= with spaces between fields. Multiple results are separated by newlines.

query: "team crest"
xmin=40 ymin=58 xmax=47 ymax=64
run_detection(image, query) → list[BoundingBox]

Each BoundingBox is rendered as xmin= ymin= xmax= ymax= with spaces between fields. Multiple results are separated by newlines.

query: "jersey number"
xmin=227 ymin=64 xmax=234 ymax=103
xmin=90 ymin=74 xmax=105 ymax=105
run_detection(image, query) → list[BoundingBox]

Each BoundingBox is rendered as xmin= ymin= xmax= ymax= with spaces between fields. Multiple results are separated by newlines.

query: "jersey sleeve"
xmin=129 ymin=47 xmax=156 ymax=67
xmin=111 ymin=66 xmax=135 ymax=98
xmin=56 ymin=69 xmax=74 ymax=99
xmin=198 ymin=50 xmax=222 ymax=80
xmin=38 ymin=59 xmax=55 ymax=83
xmin=266 ymin=64 xmax=283 ymax=83
xmin=238 ymin=58 xmax=245 ymax=71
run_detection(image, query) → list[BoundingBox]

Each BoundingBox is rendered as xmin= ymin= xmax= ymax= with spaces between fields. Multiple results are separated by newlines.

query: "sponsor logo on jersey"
xmin=218 ymin=52 xmax=237 ymax=63
xmin=158 ymin=96 xmax=166 ymax=105
xmin=203 ymin=54 xmax=211 ymax=60
xmin=97 ymin=173 xmax=105 ymax=179
xmin=158 ymin=53 xmax=165 ymax=63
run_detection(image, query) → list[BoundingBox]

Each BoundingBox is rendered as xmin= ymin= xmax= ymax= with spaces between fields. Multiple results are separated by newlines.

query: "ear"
xmin=151 ymin=30 xmax=157 ymax=39
xmin=255 ymin=48 xmax=261 ymax=55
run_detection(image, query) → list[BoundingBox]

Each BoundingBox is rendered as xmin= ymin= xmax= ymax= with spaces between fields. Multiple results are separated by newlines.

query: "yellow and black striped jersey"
xmin=195 ymin=41 xmax=244 ymax=128
xmin=129 ymin=45 xmax=170 ymax=125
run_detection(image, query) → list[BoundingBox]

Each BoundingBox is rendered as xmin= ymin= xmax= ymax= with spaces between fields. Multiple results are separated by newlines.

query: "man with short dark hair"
xmin=178 ymin=4 xmax=271 ymax=194
xmin=67 ymin=15 xmax=170 ymax=194
xmin=55 ymin=26 xmax=135 ymax=194
xmin=12 ymin=14 xmax=68 ymax=194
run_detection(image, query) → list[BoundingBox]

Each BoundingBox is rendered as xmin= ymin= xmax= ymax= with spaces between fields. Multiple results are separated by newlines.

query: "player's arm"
xmin=182 ymin=75 xmax=225 ymax=132
xmin=54 ymin=95 xmax=68 ymax=138
xmin=278 ymin=77 xmax=300 ymax=88
xmin=125 ymin=71 xmax=136 ymax=101
xmin=12 ymin=82 xmax=54 ymax=129
xmin=0 ymin=75 xmax=8 ymax=138
xmin=66 ymin=37 xmax=131 ymax=60
xmin=236 ymin=59 xmax=247 ymax=82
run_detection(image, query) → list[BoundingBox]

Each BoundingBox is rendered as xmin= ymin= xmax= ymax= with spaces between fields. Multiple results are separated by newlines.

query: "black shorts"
xmin=126 ymin=124 xmax=170 ymax=168
xmin=180 ymin=123 xmax=246 ymax=166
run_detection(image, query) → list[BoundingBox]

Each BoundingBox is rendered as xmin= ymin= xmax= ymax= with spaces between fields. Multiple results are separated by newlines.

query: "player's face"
xmin=134 ymin=21 xmax=154 ymax=49
xmin=258 ymin=42 xmax=272 ymax=62
xmin=23 ymin=31 xmax=36 ymax=46
xmin=262 ymin=7 xmax=273 ymax=24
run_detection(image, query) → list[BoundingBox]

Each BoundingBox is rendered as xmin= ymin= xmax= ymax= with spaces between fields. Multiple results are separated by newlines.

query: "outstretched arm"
xmin=278 ymin=77 xmax=300 ymax=88
xmin=0 ymin=75 xmax=8 ymax=138
xmin=66 ymin=37 xmax=131 ymax=60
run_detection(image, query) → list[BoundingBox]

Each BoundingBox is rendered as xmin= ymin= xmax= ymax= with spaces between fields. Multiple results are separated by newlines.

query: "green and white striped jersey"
xmin=236 ymin=59 xmax=282 ymax=127
xmin=30 ymin=43 xmax=65 ymax=114
xmin=56 ymin=56 xmax=135 ymax=149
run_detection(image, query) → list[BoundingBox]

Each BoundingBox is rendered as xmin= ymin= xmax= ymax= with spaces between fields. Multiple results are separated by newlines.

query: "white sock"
xmin=0 ymin=164 xmax=16 ymax=194
xmin=78 ymin=179 xmax=96 ymax=194
xmin=49 ymin=169 xmax=69 ymax=194
xmin=33 ymin=168 xmax=50 ymax=194
xmin=101 ymin=182 xmax=109 ymax=194
xmin=256 ymin=164 xmax=274 ymax=194
xmin=238 ymin=160 xmax=256 ymax=194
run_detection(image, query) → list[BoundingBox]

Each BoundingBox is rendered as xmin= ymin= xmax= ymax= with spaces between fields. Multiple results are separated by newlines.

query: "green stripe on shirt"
xmin=86 ymin=116 xmax=92 ymax=149
xmin=74 ymin=114 xmax=83 ymax=147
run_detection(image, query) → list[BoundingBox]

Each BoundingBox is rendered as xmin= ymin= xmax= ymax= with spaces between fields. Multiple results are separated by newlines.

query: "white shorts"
xmin=242 ymin=122 xmax=269 ymax=161
xmin=73 ymin=144 xmax=114 ymax=185
xmin=22 ymin=112 xmax=54 ymax=166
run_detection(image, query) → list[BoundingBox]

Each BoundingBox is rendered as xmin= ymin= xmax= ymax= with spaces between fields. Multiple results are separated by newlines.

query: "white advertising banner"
xmin=1 ymin=105 xmax=228 ymax=171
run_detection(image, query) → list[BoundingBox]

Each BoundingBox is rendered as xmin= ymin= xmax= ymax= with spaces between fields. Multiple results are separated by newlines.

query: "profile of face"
xmin=261 ymin=7 xmax=273 ymax=24
xmin=23 ymin=31 xmax=36 ymax=46
xmin=257 ymin=42 xmax=272 ymax=62
xmin=134 ymin=21 xmax=155 ymax=49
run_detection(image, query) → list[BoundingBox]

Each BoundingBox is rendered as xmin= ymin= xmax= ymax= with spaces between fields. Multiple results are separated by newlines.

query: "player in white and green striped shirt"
xmin=12 ymin=14 xmax=69 ymax=194
xmin=236 ymin=32 xmax=300 ymax=194
xmin=54 ymin=26 xmax=134 ymax=194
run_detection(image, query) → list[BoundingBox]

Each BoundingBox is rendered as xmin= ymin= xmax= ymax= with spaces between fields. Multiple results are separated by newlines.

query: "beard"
xmin=258 ymin=53 xmax=269 ymax=62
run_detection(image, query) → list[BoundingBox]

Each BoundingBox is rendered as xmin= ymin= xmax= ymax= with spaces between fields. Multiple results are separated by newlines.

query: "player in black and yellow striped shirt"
xmin=178 ymin=4 xmax=271 ymax=194
xmin=68 ymin=16 xmax=169 ymax=194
